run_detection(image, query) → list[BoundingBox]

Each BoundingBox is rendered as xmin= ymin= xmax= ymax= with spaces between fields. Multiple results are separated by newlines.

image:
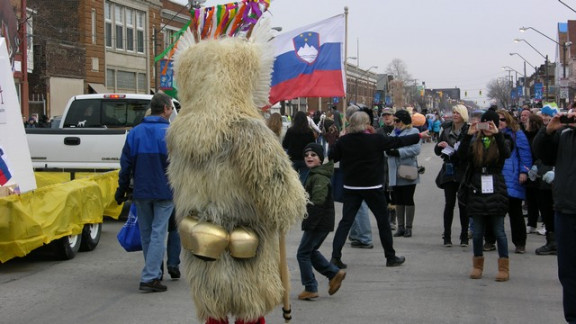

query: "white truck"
xmin=26 ymin=93 xmax=179 ymax=171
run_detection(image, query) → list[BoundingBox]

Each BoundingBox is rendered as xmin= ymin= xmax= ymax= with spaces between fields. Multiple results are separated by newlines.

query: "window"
xmin=136 ymin=12 xmax=145 ymax=53
xmin=117 ymin=71 xmax=136 ymax=90
xmin=115 ymin=6 xmax=124 ymax=49
xmin=137 ymin=73 xmax=147 ymax=92
xmin=163 ymin=28 xmax=177 ymax=52
xmin=106 ymin=69 xmax=115 ymax=88
xmin=126 ymin=8 xmax=134 ymax=51
xmin=105 ymin=2 xmax=112 ymax=47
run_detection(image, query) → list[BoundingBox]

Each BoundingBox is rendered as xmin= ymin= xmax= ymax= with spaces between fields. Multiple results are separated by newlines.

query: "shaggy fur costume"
xmin=167 ymin=21 xmax=307 ymax=322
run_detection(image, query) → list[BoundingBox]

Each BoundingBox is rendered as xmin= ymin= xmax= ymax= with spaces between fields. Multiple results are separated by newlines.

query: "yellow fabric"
xmin=0 ymin=171 xmax=122 ymax=262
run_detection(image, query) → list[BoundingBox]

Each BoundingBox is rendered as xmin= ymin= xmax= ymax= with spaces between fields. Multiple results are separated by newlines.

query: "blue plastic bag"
xmin=117 ymin=204 xmax=142 ymax=252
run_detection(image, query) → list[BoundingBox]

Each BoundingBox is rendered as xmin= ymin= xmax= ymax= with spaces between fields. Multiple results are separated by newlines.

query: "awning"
xmin=88 ymin=83 xmax=109 ymax=93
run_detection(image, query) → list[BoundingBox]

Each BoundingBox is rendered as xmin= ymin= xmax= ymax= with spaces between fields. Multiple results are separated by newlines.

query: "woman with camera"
xmin=457 ymin=110 xmax=512 ymax=281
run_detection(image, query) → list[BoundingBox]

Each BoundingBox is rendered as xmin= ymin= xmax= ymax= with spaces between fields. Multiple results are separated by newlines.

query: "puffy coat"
xmin=501 ymin=128 xmax=532 ymax=200
xmin=387 ymin=127 xmax=422 ymax=187
xmin=457 ymin=132 xmax=511 ymax=218
xmin=302 ymin=162 xmax=335 ymax=232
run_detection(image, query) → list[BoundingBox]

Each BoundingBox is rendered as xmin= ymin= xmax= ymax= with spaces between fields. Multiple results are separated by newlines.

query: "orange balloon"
xmin=412 ymin=113 xmax=426 ymax=127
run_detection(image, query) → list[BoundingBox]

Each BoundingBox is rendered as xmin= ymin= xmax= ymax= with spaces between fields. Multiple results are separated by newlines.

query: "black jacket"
xmin=457 ymin=132 xmax=511 ymax=218
xmin=533 ymin=126 xmax=576 ymax=214
xmin=282 ymin=128 xmax=316 ymax=162
xmin=434 ymin=122 xmax=469 ymax=184
xmin=302 ymin=162 xmax=335 ymax=232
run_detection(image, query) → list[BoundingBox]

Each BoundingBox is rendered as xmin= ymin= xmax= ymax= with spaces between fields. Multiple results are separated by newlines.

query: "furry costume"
xmin=166 ymin=20 xmax=307 ymax=323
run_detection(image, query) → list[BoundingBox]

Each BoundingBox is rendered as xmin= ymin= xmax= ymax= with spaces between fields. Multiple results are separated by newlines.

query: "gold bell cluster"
xmin=179 ymin=215 xmax=259 ymax=261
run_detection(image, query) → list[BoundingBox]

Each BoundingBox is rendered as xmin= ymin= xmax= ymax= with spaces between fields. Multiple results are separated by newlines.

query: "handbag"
xmin=435 ymin=162 xmax=455 ymax=189
xmin=117 ymin=204 xmax=142 ymax=252
xmin=397 ymin=164 xmax=418 ymax=180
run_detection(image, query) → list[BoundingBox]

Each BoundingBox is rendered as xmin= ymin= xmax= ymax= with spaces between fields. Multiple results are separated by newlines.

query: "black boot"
xmin=330 ymin=257 xmax=348 ymax=269
xmin=394 ymin=226 xmax=405 ymax=237
xmin=404 ymin=227 xmax=412 ymax=237
xmin=535 ymin=232 xmax=557 ymax=255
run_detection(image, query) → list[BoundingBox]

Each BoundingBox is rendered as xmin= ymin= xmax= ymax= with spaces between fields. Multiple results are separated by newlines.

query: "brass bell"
xmin=178 ymin=215 xmax=199 ymax=252
xmin=189 ymin=221 xmax=230 ymax=261
xmin=228 ymin=227 xmax=259 ymax=259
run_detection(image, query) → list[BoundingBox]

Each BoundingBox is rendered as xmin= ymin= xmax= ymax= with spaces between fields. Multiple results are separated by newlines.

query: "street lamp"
xmin=509 ymin=52 xmax=536 ymax=70
xmin=509 ymin=54 xmax=535 ymax=102
xmin=515 ymin=38 xmax=550 ymax=100
xmin=558 ymin=0 xmax=576 ymax=14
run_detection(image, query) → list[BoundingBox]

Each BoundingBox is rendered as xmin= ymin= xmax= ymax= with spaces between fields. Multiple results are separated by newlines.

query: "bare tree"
xmin=487 ymin=77 xmax=512 ymax=108
xmin=389 ymin=79 xmax=405 ymax=108
xmin=386 ymin=58 xmax=412 ymax=82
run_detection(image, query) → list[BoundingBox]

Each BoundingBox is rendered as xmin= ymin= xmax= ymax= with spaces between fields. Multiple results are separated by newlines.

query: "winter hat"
xmin=541 ymin=105 xmax=558 ymax=117
xmin=303 ymin=143 xmax=324 ymax=163
xmin=412 ymin=113 xmax=426 ymax=127
xmin=394 ymin=109 xmax=412 ymax=125
xmin=381 ymin=107 xmax=394 ymax=115
xmin=481 ymin=109 xmax=500 ymax=128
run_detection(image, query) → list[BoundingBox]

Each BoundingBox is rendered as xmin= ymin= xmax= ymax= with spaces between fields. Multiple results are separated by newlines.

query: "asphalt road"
xmin=0 ymin=143 xmax=565 ymax=324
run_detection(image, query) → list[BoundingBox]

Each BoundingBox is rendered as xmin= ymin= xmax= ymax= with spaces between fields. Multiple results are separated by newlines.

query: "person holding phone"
xmin=457 ymin=110 xmax=512 ymax=281
xmin=533 ymin=111 xmax=576 ymax=323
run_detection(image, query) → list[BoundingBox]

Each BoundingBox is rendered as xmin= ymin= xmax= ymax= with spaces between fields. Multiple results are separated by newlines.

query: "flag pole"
xmin=344 ymin=6 xmax=349 ymax=106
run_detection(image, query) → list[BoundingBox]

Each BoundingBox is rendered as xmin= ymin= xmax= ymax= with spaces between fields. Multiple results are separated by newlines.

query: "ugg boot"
xmin=469 ymin=256 xmax=484 ymax=279
xmin=495 ymin=258 xmax=509 ymax=282
xmin=535 ymin=232 xmax=557 ymax=255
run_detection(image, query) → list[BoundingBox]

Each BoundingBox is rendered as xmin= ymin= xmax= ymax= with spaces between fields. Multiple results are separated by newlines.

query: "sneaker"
xmin=330 ymin=257 xmax=347 ymax=269
xmin=328 ymin=270 xmax=346 ymax=295
xmin=390 ymin=223 xmax=397 ymax=230
xmin=443 ymin=238 xmax=453 ymax=247
xmin=167 ymin=266 xmax=181 ymax=279
xmin=298 ymin=290 xmax=319 ymax=300
xmin=514 ymin=245 xmax=526 ymax=254
xmin=386 ymin=255 xmax=406 ymax=267
xmin=483 ymin=242 xmax=496 ymax=251
xmin=350 ymin=241 xmax=374 ymax=249
xmin=139 ymin=279 xmax=167 ymax=292
xmin=526 ymin=226 xmax=537 ymax=234
xmin=537 ymin=225 xmax=546 ymax=236
xmin=460 ymin=239 xmax=469 ymax=247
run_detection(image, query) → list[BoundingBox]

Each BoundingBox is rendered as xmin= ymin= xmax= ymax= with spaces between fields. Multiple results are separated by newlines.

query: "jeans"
xmin=292 ymin=160 xmax=309 ymax=185
xmin=332 ymin=188 xmax=396 ymax=260
xmin=555 ymin=212 xmax=576 ymax=324
xmin=485 ymin=197 xmax=526 ymax=247
xmin=297 ymin=231 xmax=340 ymax=292
xmin=349 ymin=202 xmax=372 ymax=244
xmin=134 ymin=199 xmax=173 ymax=282
xmin=167 ymin=211 xmax=181 ymax=268
xmin=472 ymin=214 xmax=508 ymax=258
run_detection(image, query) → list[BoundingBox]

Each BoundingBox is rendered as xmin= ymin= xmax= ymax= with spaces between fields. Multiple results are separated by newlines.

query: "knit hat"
xmin=412 ymin=113 xmax=426 ymax=127
xmin=541 ymin=105 xmax=558 ymax=117
xmin=481 ymin=109 xmax=500 ymax=128
xmin=303 ymin=143 xmax=324 ymax=163
xmin=381 ymin=108 xmax=394 ymax=115
xmin=394 ymin=109 xmax=412 ymax=125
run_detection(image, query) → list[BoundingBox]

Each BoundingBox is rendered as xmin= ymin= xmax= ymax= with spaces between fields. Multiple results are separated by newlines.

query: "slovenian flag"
xmin=269 ymin=14 xmax=345 ymax=104
xmin=0 ymin=146 xmax=12 ymax=186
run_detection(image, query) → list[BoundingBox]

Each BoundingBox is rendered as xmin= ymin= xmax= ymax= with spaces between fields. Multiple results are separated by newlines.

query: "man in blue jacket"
xmin=116 ymin=92 xmax=174 ymax=292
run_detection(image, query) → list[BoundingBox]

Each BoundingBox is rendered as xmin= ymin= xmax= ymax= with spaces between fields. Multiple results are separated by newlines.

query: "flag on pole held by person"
xmin=269 ymin=14 xmax=345 ymax=104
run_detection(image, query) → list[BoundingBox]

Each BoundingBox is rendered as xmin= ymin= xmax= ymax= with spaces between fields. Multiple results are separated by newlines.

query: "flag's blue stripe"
xmin=271 ymin=42 xmax=341 ymax=86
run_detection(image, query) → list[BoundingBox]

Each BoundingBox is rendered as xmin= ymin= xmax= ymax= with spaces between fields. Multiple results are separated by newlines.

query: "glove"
xmin=115 ymin=188 xmax=127 ymax=205
xmin=527 ymin=165 xmax=538 ymax=182
xmin=543 ymin=170 xmax=555 ymax=184
xmin=386 ymin=149 xmax=400 ymax=157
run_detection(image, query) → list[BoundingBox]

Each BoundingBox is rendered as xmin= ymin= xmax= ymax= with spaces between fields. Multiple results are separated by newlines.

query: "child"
xmin=296 ymin=143 xmax=346 ymax=300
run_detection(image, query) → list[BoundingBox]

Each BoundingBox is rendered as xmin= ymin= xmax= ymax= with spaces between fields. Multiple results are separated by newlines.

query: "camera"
xmin=476 ymin=122 xmax=490 ymax=130
xmin=559 ymin=115 xmax=576 ymax=124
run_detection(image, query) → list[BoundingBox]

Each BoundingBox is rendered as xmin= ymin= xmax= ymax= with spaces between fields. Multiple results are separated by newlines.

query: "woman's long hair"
xmin=290 ymin=111 xmax=311 ymax=133
xmin=471 ymin=133 xmax=500 ymax=168
xmin=497 ymin=109 xmax=519 ymax=132
xmin=266 ymin=112 xmax=282 ymax=138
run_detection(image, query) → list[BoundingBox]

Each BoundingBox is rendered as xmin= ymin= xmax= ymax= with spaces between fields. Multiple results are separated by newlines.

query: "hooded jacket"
xmin=501 ymin=128 xmax=532 ymax=200
xmin=302 ymin=161 xmax=335 ymax=232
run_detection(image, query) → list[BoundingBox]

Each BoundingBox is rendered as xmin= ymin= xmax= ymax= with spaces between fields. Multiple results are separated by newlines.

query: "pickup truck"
xmin=26 ymin=93 xmax=179 ymax=171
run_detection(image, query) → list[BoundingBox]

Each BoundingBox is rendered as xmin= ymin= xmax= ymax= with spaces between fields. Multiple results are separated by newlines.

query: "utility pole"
xmin=19 ymin=0 xmax=29 ymax=118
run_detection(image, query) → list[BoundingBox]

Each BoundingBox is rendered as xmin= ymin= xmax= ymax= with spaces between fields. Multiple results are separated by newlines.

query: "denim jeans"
xmin=134 ymin=199 xmax=173 ymax=282
xmin=555 ymin=212 xmax=576 ymax=324
xmin=472 ymin=214 xmax=508 ymax=258
xmin=166 ymin=211 xmax=181 ymax=268
xmin=349 ymin=202 xmax=372 ymax=244
xmin=332 ymin=188 xmax=396 ymax=260
xmin=297 ymin=230 xmax=339 ymax=292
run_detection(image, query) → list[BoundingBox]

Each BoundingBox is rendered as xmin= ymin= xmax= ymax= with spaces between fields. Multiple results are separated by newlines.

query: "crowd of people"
xmin=113 ymin=94 xmax=575 ymax=323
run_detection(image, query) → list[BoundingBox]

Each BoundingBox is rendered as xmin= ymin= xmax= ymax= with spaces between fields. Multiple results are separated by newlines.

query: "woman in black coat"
xmin=457 ymin=110 xmax=511 ymax=282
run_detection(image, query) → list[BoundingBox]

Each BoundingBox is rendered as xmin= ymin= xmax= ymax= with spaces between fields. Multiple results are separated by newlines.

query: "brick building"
xmin=24 ymin=0 xmax=187 ymax=118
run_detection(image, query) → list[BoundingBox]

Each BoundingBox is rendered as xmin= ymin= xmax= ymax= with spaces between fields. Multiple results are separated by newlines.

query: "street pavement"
xmin=0 ymin=143 xmax=565 ymax=324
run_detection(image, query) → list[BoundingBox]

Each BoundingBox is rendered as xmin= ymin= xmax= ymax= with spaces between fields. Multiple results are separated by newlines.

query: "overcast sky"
xmin=172 ymin=0 xmax=573 ymax=107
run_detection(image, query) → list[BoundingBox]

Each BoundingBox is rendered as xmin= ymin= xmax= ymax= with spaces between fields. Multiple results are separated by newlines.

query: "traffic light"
xmin=479 ymin=90 xmax=482 ymax=96
xmin=465 ymin=91 xmax=468 ymax=97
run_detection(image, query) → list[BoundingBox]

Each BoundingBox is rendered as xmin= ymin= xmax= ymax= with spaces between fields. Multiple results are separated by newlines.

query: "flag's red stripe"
xmin=269 ymin=70 xmax=344 ymax=104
